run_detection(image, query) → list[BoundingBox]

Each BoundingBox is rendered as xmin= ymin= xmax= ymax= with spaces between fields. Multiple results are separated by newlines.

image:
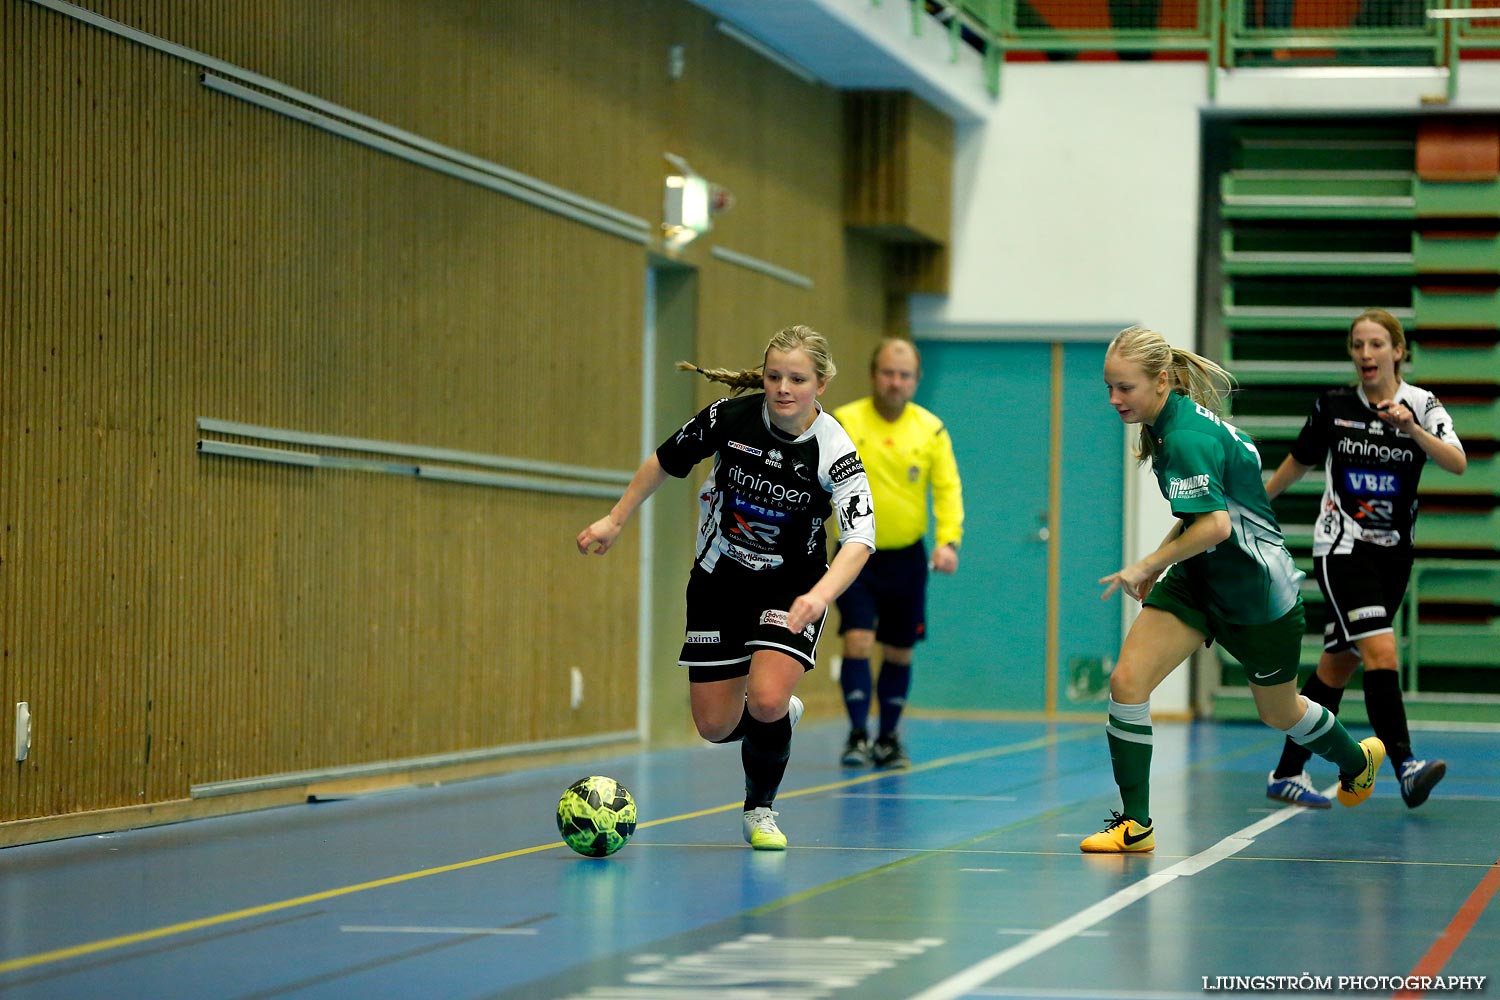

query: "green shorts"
xmin=1144 ymin=566 xmax=1305 ymax=687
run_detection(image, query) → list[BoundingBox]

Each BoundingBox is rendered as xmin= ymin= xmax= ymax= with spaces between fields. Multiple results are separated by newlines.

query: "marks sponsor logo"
xmin=829 ymin=452 xmax=865 ymax=484
xmin=1334 ymin=418 xmax=1365 ymax=429
xmin=765 ymin=448 xmax=783 ymax=468
xmin=1347 ymin=605 xmax=1386 ymax=623
xmin=685 ymin=631 xmax=721 ymax=644
xmin=1168 ymin=474 xmax=1211 ymax=499
xmin=728 ymin=440 xmax=763 ymax=457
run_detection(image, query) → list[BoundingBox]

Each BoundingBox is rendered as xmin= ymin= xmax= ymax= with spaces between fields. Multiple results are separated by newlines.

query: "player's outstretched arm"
xmin=1100 ymin=514 xmax=1228 ymax=603
xmin=1263 ymin=453 xmax=1313 ymax=502
xmin=577 ymin=454 xmax=670 ymax=556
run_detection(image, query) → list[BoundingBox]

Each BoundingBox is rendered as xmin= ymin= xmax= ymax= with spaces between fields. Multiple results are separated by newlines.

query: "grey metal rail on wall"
xmin=890 ymin=1 xmax=1499 ymax=101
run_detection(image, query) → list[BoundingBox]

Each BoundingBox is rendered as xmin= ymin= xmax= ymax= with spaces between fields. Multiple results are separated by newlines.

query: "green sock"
xmin=1287 ymin=701 xmax=1366 ymax=775
xmin=1106 ymin=699 xmax=1153 ymax=823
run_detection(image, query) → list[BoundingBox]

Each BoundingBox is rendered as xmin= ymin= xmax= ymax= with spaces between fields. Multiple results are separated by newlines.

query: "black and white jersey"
xmin=1291 ymin=383 xmax=1463 ymax=556
xmin=656 ymin=394 xmax=876 ymax=575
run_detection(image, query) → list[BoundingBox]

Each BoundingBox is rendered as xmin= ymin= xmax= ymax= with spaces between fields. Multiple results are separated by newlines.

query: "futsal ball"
xmin=556 ymin=775 xmax=637 ymax=858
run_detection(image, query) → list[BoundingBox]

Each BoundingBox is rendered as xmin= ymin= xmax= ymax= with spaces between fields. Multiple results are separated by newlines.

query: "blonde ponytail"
xmin=1107 ymin=325 xmax=1237 ymax=464
xmin=677 ymin=323 xmax=838 ymax=395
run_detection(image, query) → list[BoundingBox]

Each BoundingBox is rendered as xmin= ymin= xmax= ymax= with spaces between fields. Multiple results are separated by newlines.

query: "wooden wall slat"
xmin=3 ymin=0 xmax=892 ymax=832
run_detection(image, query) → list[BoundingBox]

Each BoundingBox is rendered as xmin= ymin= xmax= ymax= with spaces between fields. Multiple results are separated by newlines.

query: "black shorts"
xmin=834 ymin=541 xmax=929 ymax=648
xmin=1314 ymin=543 xmax=1413 ymax=654
xmin=678 ymin=560 xmax=826 ymax=681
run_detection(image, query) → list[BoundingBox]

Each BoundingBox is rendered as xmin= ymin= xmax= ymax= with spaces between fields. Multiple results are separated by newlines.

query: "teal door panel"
xmin=905 ymin=340 xmax=1123 ymax=714
xmin=1056 ymin=342 xmax=1124 ymax=713
xmin=913 ymin=341 xmax=1052 ymax=712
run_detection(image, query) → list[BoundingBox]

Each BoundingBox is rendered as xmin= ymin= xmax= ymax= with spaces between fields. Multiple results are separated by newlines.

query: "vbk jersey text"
xmin=1291 ymin=384 xmax=1463 ymax=555
xmin=656 ymin=394 xmax=876 ymax=574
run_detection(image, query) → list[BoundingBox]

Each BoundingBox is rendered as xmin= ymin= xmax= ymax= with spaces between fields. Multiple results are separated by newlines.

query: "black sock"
xmin=1274 ymin=672 xmax=1346 ymax=778
xmin=840 ymin=657 xmax=872 ymax=733
xmin=876 ymin=662 xmax=912 ymax=740
xmin=741 ymin=711 xmax=793 ymax=810
xmin=1362 ymin=669 xmax=1412 ymax=770
xmin=709 ymin=702 xmax=749 ymax=745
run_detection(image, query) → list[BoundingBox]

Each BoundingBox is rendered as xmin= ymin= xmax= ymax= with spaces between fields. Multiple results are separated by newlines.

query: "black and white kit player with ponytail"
xmin=1262 ymin=308 xmax=1466 ymax=810
xmin=577 ymin=324 xmax=874 ymax=850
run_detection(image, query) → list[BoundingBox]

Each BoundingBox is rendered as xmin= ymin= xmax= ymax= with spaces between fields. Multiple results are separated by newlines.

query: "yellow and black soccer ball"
xmin=556 ymin=775 xmax=637 ymax=858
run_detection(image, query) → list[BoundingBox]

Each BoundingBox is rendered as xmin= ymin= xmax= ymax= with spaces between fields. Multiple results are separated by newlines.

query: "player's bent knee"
xmin=1258 ymin=704 xmax=1301 ymax=731
xmin=843 ymin=630 xmax=876 ymax=659
xmin=694 ymin=716 xmax=733 ymax=741
xmin=746 ymin=692 xmax=791 ymax=723
xmin=1108 ymin=669 xmax=1149 ymax=706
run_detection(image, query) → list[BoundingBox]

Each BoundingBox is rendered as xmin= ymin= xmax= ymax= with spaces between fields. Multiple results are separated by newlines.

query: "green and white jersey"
xmin=1146 ymin=392 xmax=1304 ymax=625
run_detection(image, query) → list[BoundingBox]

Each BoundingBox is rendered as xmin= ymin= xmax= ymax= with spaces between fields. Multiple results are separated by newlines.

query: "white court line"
xmin=838 ymin=794 xmax=1019 ymax=802
xmin=964 ymin=988 xmax=1211 ymax=999
xmin=907 ymin=801 xmax=1315 ymax=1000
xmin=339 ymin=925 xmax=538 ymax=936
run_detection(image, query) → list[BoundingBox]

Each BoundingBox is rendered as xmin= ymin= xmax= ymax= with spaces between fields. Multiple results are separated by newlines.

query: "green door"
xmin=913 ymin=340 xmax=1122 ymax=713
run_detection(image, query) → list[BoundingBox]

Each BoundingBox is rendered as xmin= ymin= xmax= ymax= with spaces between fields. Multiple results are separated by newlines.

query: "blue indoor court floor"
xmin=2 ymin=716 xmax=1497 ymax=1000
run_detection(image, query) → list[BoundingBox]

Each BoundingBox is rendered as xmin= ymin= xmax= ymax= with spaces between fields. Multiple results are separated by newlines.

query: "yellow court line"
xmin=0 ymin=726 xmax=1092 ymax=975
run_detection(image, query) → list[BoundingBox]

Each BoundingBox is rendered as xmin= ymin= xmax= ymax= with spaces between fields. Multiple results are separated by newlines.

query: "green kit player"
xmin=1084 ymin=326 xmax=1383 ymax=853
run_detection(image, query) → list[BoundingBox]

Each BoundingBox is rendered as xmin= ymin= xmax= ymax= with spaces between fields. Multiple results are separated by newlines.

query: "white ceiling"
xmin=684 ymin=0 xmax=995 ymax=123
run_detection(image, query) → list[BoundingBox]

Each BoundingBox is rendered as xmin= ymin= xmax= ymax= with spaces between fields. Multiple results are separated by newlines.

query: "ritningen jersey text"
xmin=656 ymin=394 xmax=876 ymax=575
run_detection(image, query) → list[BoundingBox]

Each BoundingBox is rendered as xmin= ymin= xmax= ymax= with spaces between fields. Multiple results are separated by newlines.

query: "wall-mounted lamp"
xmin=662 ymin=153 xmax=733 ymax=251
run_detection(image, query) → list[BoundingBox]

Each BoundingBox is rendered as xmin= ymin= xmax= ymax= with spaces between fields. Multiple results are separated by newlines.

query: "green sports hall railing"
xmin=897 ymin=1 xmax=1500 ymax=101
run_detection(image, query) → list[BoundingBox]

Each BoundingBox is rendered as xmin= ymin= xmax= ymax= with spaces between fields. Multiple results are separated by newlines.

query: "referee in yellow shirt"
xmin=833 ymin=338 xmax=964 ymax=768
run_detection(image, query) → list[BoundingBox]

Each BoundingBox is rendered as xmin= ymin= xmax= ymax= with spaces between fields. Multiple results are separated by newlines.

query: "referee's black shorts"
xmin=834 ymin=540 xmax=929 ymax=648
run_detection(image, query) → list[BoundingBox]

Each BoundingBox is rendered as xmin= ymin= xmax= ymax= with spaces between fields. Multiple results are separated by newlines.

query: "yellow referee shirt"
xmin=833 ymin=397 xmax=964 ymax=552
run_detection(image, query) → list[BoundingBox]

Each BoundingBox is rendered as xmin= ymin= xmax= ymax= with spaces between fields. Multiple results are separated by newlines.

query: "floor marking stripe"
xmin=836 ymin=793 xmax=1019 ymax=802
xmin=908 ymin=801 xmax=1315 ymax=1000
xmin=339 ymin=925 xmax=538 ymax=936
xmin=0 ymin=727 xmax=1090 ymax=977
xmin=1393 ymin=857 xmax=1500 ymax=999
xmin=967 ymin=989 xmax=1207 ymax=998
xmin=634 ymin=728 xmax=1093 ymax=830
xmin=0 ymin=841 xmax=560 ymax=974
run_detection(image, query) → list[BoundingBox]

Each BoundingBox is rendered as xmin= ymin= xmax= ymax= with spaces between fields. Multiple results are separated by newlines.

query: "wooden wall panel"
xmin=844 ymin=91 xmax=954 ymax=248
xmin=2 ymin=0 xmax=894 ymax=833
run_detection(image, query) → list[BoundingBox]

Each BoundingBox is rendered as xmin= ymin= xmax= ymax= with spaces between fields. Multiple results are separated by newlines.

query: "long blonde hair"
xmin=1107 ymin=325 xmax=1237 ymax=464
xmin=677 ymin=324 xmax=837 ymax=393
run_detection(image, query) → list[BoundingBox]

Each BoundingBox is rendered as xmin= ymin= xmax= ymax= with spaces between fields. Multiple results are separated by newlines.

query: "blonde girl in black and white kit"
xmin=577 ymin=325 xmax=875 ymax=850
xmin=1263 ymin=308 xmax=1466 ymax=809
